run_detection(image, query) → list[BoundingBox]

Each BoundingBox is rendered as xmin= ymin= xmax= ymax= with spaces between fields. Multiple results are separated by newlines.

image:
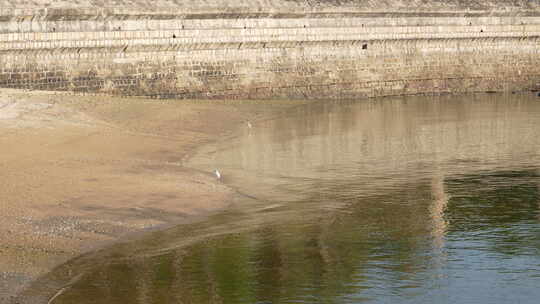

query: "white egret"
xmin=214 ymin=169 xmax=221 ymax=180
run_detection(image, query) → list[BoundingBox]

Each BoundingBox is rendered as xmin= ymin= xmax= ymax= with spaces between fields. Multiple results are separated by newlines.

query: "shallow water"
xmin=30 ymin=94 xmax=540 ymax=303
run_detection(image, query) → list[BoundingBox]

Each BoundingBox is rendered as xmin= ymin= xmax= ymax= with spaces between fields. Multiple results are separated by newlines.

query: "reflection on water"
xmin=23 ymin=94 xmax=540 ymax=303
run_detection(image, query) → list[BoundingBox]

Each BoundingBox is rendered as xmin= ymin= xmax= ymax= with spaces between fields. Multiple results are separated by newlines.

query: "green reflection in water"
xmin=48 ymin=170 xmax=540 ymax=304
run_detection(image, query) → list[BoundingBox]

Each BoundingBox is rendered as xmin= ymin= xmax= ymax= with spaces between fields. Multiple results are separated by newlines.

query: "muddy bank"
xmin=0 ymin=88 xmax=304 ymax=303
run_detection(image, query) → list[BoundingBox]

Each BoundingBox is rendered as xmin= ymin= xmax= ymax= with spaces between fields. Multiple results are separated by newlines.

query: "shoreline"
xmin=0 ymin=89 xmax=304 ymax=303
xmin=4 ymin=90 xmax=540 ymax=304
xmin=3 ymin=89 xmax=538 ymax=303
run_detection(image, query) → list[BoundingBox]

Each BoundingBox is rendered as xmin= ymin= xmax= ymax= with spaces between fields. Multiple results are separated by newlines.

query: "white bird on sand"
xmin=214 ymin=169 xmax=221 ymax=180
xmin=247 ymin=121 xmax=252 ymax=129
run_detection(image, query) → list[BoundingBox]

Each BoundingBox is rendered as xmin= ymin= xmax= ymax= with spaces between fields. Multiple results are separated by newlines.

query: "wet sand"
xmin=0 ymin=88 xmax=304 ymax=303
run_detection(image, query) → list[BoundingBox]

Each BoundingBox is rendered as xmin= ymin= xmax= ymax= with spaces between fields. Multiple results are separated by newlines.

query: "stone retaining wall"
xmin=1 ymin=1 xmax=539 ymax=99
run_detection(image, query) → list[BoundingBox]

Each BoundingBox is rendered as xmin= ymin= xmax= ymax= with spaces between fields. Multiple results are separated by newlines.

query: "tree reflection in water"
xmin=28 ymin=169 xmax=540 ymax=304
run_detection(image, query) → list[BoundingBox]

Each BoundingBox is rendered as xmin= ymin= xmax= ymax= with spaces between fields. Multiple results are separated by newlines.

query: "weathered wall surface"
xmin=1 ymin=1 xmax=540 ymax=99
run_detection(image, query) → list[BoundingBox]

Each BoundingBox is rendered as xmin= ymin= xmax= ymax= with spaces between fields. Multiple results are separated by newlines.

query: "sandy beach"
xmin=0 ymin=89 xmax=300 ymax=303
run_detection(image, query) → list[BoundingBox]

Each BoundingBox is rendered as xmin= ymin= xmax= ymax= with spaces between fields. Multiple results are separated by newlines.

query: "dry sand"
xmin=0 ymin=89 xmax=300 ymax=303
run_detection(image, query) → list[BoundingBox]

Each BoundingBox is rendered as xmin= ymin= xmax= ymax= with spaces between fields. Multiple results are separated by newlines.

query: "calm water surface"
xmin=32 ymin=94 xmax=540 ymax=303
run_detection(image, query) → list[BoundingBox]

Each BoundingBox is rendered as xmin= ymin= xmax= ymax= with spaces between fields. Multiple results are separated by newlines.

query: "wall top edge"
xmin=1 ymin=9 xmax=540 ymax=21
